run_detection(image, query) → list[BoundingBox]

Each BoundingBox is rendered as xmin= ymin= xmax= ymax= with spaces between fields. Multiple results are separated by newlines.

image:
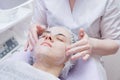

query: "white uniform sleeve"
xmin=31 ymin=0 xmax=47 ymax=25
xmin=100 ymin=0 xmax=120 ymax=45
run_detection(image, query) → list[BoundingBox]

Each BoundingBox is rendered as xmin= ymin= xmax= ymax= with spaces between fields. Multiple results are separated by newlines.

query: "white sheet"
xmin=0 ymin=59 xmax=60 ymax=80
xmin=9 ymin=51 xmax=107 ymax=80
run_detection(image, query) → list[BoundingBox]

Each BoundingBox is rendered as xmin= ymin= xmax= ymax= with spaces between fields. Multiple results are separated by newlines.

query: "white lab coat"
xmin=31 ymin=0 xmax=120 ymax=80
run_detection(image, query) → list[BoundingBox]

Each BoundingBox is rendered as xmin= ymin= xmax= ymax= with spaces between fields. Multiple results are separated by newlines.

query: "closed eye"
xmin=57 ymin=37 xmax=64 ymax=42
xmin=56 ymin=35 xmax=66 ymax=42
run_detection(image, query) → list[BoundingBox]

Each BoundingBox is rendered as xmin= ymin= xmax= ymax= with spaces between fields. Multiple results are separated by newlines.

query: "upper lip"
xmin=40 ymin=42 xmax=52 ymax=47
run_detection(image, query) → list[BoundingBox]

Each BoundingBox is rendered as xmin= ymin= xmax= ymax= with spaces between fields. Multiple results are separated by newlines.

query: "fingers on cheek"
xmin=24 ymin=40 xmax=29 ymax=51
xmin=71 ymin=53 xmax=80 ymax=60
xmin=81 ymin=51 xmax=90 ymax=60
xmin=32 ymin=30 xmax=39 ymax=43
xmin=67 ymin=41 xmax=81 ymax=50
xmin=30 ymin=31 xmax=36 ymax=46
xmin=28 ymin=32 xmax=35 ymax=51
xmin=66 ymin=47 xmax=80 ymax=56
xmin=71 ymin=51 xmax=89 ymax=61
xmin=71 ymin=51 xmax=85 ymax=60
xmin=28 ymin=40 xmax=33 ymax=51
xmin=82 ymin=54 xmax=90 ymax=61
xmin=30 ymin=27 xmax=38 ymax=42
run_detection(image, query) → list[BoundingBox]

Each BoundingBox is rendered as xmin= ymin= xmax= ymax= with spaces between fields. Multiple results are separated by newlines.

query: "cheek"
xmin=53 ymin=43 xmax=66 ymax=54
xmin=33 ymin=41 xmax=51 ymax=57
xmin=52 ymin=45 xmax=67 ymax=65
xmin=51 ymin=43 xmax=67 ymax=62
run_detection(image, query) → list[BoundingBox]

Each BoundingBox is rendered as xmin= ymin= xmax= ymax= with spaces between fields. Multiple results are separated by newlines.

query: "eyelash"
xmin=57 ymin=38 xmax=64 ymax=42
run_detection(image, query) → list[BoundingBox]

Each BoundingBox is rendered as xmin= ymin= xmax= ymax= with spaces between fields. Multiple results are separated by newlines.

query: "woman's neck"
xmin=33 ymin=60 xmax=64 ymax=77
xmin=69 ymin=0 xmax=76 ymax=12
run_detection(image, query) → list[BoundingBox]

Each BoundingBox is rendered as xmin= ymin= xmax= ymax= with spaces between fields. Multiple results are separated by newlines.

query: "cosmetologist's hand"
xmin=24 ymin=24 xmax=46 ymax=51
xmin=66 ymin=28 xmax=93 ymax=61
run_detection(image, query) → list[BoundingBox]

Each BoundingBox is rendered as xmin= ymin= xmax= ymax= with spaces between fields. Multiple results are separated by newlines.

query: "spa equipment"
xmin=0 ymin=0 xmax=33 ymax=61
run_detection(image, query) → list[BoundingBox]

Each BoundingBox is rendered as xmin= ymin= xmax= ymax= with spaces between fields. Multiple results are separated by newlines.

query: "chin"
xmin=39 ymin=45 xmax=50 ymax=54
xmin=34 ymin=45 xmax=50 ymax=55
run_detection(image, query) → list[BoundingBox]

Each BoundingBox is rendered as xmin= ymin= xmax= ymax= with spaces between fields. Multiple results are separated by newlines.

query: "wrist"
xmin=89 ymin=38 xmax=97 ymax=54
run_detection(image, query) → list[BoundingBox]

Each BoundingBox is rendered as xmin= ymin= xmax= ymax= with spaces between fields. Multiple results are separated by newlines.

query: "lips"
xmin=40 ymin=42 xmax=52 ymax=47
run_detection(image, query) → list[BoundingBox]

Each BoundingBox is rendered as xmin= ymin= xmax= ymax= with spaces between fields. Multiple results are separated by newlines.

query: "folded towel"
xmin=0 ymin=59 xmax=60 ymax=80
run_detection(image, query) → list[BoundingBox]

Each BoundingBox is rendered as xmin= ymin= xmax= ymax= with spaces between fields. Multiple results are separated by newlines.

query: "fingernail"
xmin=65 ymin=48 xmax=67 ymax=51
xmin=67 ymin=47 xmax=71 ymax=50
xmin=65 ymin=47 xmax=68 ymax=51
xmin=30 ymin=47 xmax=33 ymax=51
xmin=83 ymin=58 xmax=87 ymax=61
xmin=36 ymin=39 xmax=39 ymax=42
xmin=66 ymin=53 xmax=68 ymax=56
xmin=24 ymin=48 xmax=27 ymax=51
xmin=66 ymin=52 xmax=70 ymax=56
xmin=29 ymin=46 xmax=32 ymax=51
xmin=71 ymin=56 xmax=76 ymax=61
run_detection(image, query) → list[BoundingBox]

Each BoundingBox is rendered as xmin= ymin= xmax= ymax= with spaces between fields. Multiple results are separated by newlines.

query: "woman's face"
xmin=33 ymin=27 xmax=72 ymax=65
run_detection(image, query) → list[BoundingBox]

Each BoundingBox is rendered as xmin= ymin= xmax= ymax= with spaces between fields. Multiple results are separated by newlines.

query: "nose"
xmin=44 ymin=34 xmax=53 ymax=42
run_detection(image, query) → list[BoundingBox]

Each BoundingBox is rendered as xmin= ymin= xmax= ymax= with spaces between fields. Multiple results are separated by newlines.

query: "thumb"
xmin=37 ymin=25 xmax=46 ymax=35
xmin=79 ymin=28 xmax=84 ymax=39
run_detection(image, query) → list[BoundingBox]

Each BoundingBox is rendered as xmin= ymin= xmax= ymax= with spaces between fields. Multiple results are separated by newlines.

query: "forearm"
xmin=90 ymin=38 xmax=119 ymax=56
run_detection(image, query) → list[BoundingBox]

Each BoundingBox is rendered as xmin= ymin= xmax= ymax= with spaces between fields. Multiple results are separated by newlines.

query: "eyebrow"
xmin=57 ymin=33 xmax=66 ymax=38
xmin=43 ymin=31 xmax=51 ymax=33
xmin=43 ymin=31 xmax=67 ymax=38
